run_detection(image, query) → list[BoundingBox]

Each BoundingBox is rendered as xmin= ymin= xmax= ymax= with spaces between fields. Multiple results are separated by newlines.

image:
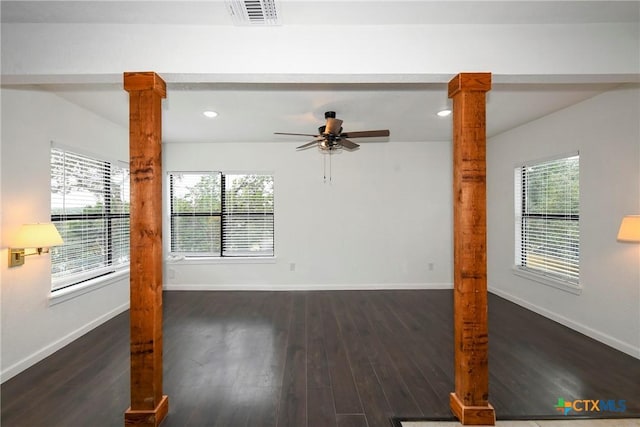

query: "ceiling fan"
xmin=275 ymin=111 xmax=390 ymax=151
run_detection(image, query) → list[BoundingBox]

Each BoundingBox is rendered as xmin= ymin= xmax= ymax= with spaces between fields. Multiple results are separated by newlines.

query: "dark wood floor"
xmin=2 ymin=290 xmax=639 ymax=427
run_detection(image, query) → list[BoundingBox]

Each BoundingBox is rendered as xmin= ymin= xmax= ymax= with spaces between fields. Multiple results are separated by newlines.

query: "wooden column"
xmin=123 ymin=72 xmax=168 ymax=427
xmin=448 ymin=72 xmax=495 ymax=426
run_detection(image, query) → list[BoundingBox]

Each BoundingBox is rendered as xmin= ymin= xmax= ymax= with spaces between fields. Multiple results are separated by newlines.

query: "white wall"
xmin=487 ymin=84 xmax=640 ymax=359
xmin=7 ymin=82 xmax=635 ymax=386
xmin=163 ymin=140 xmax=453 ymax=290
xmin=0 ymin=88 xmax=130 ymax=382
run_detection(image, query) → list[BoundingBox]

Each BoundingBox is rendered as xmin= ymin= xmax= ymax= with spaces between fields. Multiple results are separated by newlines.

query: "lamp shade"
xmin=13 ymin=223 xmax=64 ymax=248
xmin=617 ymin=215 xmax=640 ymax=243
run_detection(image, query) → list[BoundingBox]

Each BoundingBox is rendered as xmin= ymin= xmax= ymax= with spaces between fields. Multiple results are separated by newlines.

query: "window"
xmin=515 ymin=153 xmax=579 ymax=286
xmin=169 ymin=172 xmax=274 ymax=257
xmin=51 ymin=146 xmax=130 ymax=290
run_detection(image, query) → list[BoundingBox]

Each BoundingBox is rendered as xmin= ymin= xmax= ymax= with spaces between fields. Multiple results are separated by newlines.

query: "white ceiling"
xmin=3 ymin=1 xmax=638 ymax=144
xmin=41 ymin=81 xmax=618 ymax=143
xmin=3 ymin=1 xmax=638 ymax=25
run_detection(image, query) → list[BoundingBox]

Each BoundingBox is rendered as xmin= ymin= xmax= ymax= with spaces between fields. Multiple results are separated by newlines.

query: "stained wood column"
xmin=123 ymin=72 xmax=168 ymax=427
xmin=448 ymin=73 xmax=495 ymax=426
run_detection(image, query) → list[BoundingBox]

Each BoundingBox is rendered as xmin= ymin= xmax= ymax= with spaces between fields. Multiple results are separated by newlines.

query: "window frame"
xmin=50 ymin=144 xmax=130 ymax=293
xmin=168 ymin=171 xmax=275 ymax=259
xmin=514 ymin=152 xmax=581 ymax=294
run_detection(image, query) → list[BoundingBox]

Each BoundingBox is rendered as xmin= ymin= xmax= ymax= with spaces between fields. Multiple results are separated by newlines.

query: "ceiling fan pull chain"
xmin=323 ymin=153 xmax=327 ymax=183
xmin=329 ymin=151 xmax=332 ymax=183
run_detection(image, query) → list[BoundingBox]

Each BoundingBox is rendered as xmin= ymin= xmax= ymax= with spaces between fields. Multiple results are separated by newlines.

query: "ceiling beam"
xmin=2 ymin=22 xmax=637 ymax=81
xmin=2 ymin=72 xmax=639 ymax=87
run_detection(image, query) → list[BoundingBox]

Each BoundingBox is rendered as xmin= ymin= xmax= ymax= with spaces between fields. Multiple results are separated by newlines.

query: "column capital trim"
xmin=448 ymin=73 xmax=492 ymax=98
xmin=124 ymin=72 xmax=167 ymax=97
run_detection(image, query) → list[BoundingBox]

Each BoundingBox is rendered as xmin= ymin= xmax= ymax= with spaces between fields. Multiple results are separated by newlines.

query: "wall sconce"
xmin=8 ymin=223 xmax=64 ymax=267
xmin=617 ymin=215 xmax=640 ymax=243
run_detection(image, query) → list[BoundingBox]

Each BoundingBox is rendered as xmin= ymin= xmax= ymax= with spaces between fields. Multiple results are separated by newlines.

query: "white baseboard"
xmin=163 ymin=282 xmax=453 ymax=291
xmin=489 ymin=286 xmax=640 ymax=360
xmin=0 ymin=302 xmax=130 ymax=384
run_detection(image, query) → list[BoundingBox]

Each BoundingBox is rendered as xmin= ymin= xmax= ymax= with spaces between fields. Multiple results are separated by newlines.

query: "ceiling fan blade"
xmin=296 ymin=140 xmax=320 ymax=150
xmin=324 ymin=118 xmax=343 ymax=135
xmin=339 ymin=138 xmax=359 ymax=150
xmin=275 ymin=132 xmax=320 ymax=137
xmin=341 ymin=129 xmax=390 ymax=138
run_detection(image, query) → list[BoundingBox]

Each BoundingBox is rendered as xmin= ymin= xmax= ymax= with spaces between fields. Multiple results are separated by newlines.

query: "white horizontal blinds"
xmin=222 ymin=174 xmax=274 ymax=256
xmin=50 ymin=148 xmax=130 ymax=289
xmin=520 ymin=154 xmax=579 ymax=283
xmin=110 ymin=165 xmax=131 ymax=267
xmin=168 ymin=172 xmax=275 ymax=257
xmin=169 ymin=173 xmax=222 ymax=255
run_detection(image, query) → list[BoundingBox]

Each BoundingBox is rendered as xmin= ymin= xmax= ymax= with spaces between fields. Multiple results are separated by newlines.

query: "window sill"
xmin=49 ymin=269 xmax=130 ymax=306
xmin=166 ymin=255 xmax=276 ymax=265
xmin=512 ymin=266 xmax=582 ymax=295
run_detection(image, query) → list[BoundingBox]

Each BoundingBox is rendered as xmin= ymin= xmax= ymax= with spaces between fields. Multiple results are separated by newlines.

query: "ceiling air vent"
xmin=226 ymin=0 xmax=281 ymax=26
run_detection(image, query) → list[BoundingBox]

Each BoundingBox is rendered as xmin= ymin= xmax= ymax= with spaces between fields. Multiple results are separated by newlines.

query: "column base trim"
xmin=450 ymin=392 xmax=495 ymax=425
xmin=125 ymin=395 xmax=169 ymax=426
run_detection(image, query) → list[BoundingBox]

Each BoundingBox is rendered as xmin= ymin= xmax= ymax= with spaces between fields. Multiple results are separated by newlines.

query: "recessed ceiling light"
xmin=203 ymin=111 xmax=218 ymax=118
xmin=437 ymin=109 xmax=452 ymax=117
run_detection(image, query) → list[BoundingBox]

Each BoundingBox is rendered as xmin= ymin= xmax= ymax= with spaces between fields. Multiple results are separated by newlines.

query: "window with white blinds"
xmin=515 ymin=153 xmax=579 ymax=284
xmin=169 ymin=172 xmax=274 ymax=257
xmin=169 ymin=173 xmax=222 ymax=255
xmin=51 ymin=147 xmax=130 ymax=290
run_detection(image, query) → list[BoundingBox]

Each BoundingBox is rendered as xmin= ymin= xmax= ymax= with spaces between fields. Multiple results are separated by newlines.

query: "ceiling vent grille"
xmin=226 ymin=0 xmax=281 ymax=26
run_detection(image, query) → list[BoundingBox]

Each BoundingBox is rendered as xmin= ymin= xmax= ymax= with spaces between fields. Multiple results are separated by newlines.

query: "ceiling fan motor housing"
xmin=321 ymin=111 xmax=343 ymax=135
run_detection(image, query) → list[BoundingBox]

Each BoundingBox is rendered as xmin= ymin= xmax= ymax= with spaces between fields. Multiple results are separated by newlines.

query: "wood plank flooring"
xmin=2 ymin=290 xmax=639 ymax=427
